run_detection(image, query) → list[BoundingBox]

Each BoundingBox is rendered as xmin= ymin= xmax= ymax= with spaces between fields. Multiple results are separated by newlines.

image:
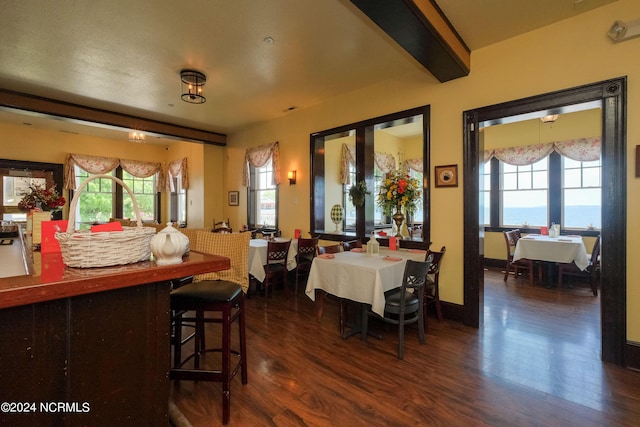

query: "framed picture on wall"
xmin=228 ymin=191 xmax=239 ymax=206
xmin=434 ymin=164 xmax=458 ymax=187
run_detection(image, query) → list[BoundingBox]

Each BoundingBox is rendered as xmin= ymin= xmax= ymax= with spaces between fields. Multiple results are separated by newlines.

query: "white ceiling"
xmin=0 ymin=0 xmax=618 ymax=141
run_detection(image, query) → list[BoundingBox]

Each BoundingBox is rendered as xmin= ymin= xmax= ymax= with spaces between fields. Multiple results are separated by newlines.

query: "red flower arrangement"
xmin=18 ymin=184 xmax=66 ymax=212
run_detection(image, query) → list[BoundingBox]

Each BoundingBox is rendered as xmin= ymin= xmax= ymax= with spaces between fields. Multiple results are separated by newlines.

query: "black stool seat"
xmin=170 ymin=279 xmax=247 ymax=425
xmin=171 ymin=280 xmax=243 ymax=305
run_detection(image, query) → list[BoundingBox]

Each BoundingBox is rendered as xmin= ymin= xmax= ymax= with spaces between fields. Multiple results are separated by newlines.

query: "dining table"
xmin=248 ymin=237 xmax=297 ymax=282
xmin=305 ymin=247 xmax=427 ymax=340
xmin=513 ymin=234 xmax=590 ymax=286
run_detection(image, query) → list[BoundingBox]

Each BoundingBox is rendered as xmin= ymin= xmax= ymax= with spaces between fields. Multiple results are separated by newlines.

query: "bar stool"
xmin=170 ymin=279 xmax=248 ymax=425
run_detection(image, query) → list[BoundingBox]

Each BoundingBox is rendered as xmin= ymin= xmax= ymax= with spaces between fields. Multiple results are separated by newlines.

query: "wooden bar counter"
xmin=0 ymin=248 xmax=230 ymax=427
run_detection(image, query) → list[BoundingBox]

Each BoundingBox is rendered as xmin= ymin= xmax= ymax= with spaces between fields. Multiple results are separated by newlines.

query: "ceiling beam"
xmin=350 ymin=0 xmax=470 ymax=82
xmin=0 ymin=89 xmax=227 ymax=146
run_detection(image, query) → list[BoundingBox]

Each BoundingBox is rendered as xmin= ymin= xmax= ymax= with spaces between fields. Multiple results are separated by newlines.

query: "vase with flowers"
xmin=376 ymin=169 xmax=421 ymax=238
xmin=18 ymin=184 xmax=66 ymax=213
xmin=18 ymin=184 xmax=66 ymax=246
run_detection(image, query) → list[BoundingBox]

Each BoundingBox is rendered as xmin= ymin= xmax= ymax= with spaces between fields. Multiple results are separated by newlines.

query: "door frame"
xmin=462 ymin=77 xmax=627 ymax=365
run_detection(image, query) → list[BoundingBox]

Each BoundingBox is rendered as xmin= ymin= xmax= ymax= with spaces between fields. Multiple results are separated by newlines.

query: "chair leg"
xmin=434 ymin=299 xmax=443 ymax=321
xmin=503 ymin=261 xmax=511 ymax=281
xmin=221 ymin=304 xmax=231 ymax=425
xmin=238 ymin=297 xmax=248 ymax=385
xmin=418 ymin=305 xmax=425 ymax=345
xmin=397 ymin=313 xmax=405 ymax=360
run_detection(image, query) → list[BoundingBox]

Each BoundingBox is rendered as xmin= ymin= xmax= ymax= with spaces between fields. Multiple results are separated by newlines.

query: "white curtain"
xmin=340 ymin=144 xmax=356 ymax=185
xmin=374 ymin=152 xmax=396 ymax=173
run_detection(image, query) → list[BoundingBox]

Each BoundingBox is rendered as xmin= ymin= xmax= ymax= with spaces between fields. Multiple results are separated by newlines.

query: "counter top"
xmin=0 ymin=250 xmax=230 ymax=309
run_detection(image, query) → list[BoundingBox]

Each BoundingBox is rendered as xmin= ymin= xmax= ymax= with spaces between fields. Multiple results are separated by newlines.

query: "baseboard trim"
xmin=625 ymin=341 xmax=640 ymax=371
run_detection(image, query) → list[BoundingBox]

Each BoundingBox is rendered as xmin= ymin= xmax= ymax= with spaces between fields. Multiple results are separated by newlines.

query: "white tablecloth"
xmin=513 ymin=235 xmax=589 ymax=270
xmin=249 ymin=238 xmax=298 ymax=282
xmin=304 ymin=248 xmax=427 ymax=316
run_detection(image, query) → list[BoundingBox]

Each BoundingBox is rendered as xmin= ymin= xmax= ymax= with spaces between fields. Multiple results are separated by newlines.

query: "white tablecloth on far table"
xmin=249 ymin=238 xmax=298 ymax=282
xmin=513 ymin=235 xmax=589 ymax=270
xmin=304 ymin=248 xmax=427 ymax=316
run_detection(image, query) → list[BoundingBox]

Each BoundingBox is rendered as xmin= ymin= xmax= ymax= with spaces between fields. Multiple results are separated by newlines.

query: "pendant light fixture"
xmin=180 ymin=69 xmax=206 ymax=104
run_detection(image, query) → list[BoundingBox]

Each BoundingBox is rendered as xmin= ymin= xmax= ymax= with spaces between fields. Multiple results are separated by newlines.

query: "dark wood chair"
xmin=212 ymin=226 xmax=232 ymax=233
xmin=212 ymin=218 xmax=230 ymax=231
xmin=368 ymin=255 xmax=433 ymax=359
xmin=341 ymin=239 xmax=362 ymax=251
xmin=170 ymin=280 xmax=247 ymax=425
xmin=316 ymin=244 xmax=342 ymax=255
xmin=503 ymin=229 xmax=539 ymax=286
xmin=263 ymin=240 xmax=291 ymax=297
xmin=558 ymin=235 xmax=601 ymax=296
xmin=295 ymin=237 xmax=319 ymax=293
xmin=422 ymin=246 xmax=446 ymax=329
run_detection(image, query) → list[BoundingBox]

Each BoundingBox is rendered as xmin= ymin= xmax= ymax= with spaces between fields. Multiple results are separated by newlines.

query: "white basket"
xmin=55 ymin=174 xmax=156 ymax=268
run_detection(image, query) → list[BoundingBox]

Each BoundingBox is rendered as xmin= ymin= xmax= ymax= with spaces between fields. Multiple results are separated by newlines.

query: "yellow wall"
xmin=226 ymin=0 xmax=640 ymax=341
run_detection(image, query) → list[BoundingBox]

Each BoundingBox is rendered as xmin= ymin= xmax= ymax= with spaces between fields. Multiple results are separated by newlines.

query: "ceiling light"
xmin=129 ymin=131 xmax=145 ymax=143
xmin=608 ymin=18 xmax=640 ymax=43
xmin=540 ymin=115 xmax=558 ymax=124
xmin=180 ymin=69 xmax=206 ymax=104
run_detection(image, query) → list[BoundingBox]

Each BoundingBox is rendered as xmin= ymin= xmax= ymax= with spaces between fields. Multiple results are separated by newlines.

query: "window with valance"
xmin=482 ymin=137 xmax=601 ymax=230
xmin=244 ymin=142 xmax=280 ymax=228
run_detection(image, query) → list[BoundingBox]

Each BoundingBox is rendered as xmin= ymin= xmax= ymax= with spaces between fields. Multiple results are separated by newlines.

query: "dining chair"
xmin=316 ymin=244 xmax=342 ymax=255
xmin=557 ymin=235 xmax=601 ymax=296
xmin=503 ymin=229 xmax=539 ymax=286
xmin=263 ymin=240 xmax=292 ymax=297
xmin=421 ymin=246 xmax=446 ymax=330
xmin=213 ymin=218 xmax=230 ymax=230
xmin=368 ymin=255 xmax=433 ymax=360
xmin=294 ymin=237 xmax=319 ymax=294
xmin=341 ymin=239 xmax=362 ymax=251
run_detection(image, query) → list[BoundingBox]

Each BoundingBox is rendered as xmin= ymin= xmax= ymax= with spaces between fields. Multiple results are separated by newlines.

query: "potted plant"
xmin=348 ymin=180 xmax=370 ymax=207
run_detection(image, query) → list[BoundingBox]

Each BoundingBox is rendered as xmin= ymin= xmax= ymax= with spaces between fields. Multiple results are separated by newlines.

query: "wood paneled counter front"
xmin=0 ymin=250 xmax=230 ymax=427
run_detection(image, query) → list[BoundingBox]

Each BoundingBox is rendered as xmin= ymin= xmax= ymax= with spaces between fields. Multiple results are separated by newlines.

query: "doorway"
xmin=462 ymin=78 xmax=627 ymax=366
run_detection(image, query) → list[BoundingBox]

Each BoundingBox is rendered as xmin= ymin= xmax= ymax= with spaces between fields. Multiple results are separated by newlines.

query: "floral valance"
xmin=483 ymin=137 xmax=601 ymax=166
xmin=374 ymin=152 xmax=396 ymax=174
xmin=242 ymin=141 xmax=280 ymax=187
xmin=402 ymin=158 xmax=423 ymax=173
xmin=166 ymin=157 xmax=189 ymax=191
xmin=64 ymin=153 xmax=164 ymax=191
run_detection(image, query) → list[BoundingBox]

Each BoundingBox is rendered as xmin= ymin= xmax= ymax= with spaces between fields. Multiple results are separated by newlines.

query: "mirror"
xmin=310 ymin=105 xmax=430 ymax=248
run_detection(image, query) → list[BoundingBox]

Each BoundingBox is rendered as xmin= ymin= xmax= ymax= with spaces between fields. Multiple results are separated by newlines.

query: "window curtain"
xmin=482 ymin=137 xmax=601 ymax=165
xmin=402 ymin=158 xmax=423 ymax=173
xmin=242 ymin=141 xmax=280 ymax=187
xmin=340 ymin=143 xmax=356 ymax=185
xmin=374 ymin=152 xmax=396 ymax=173
xmin=166 ymin=157 xmax=189 ymax=192
xmin=64 ymin=153 xmax=163 ymax=191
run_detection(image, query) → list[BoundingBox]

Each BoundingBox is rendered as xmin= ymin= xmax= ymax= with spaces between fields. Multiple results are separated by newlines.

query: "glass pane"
xmin=563 ymin=169 xmax=581 ymax=187
xmin=531 ymin=170 xmax=548 ymax=189
xmin=563 ymin=157 xmax=580 ymax=168
xmin=583 ymin=167 xmax=601 ymax=187
xmin=502 ymin=189 xmax=548 ymax=226
xmin=502 ymin=173 xmax=517 ymax=190
xmin=503 ymin=163 xmax=518 ymax=173
xmin=564 ymin=188 xmax=601 ymax=228
xmin=518 ymin=171 xmax=531 ymax=189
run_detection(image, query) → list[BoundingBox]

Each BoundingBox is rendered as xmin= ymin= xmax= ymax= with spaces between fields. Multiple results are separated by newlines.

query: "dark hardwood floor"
xmin=170 ymin=269 xmax=640 ymax=426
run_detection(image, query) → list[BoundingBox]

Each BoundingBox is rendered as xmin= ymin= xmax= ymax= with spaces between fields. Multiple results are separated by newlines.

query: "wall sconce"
xmin=288 ymin=170 xmax=297 ymax=185
xmin=540 ymin=114 xmax=558 ymax=124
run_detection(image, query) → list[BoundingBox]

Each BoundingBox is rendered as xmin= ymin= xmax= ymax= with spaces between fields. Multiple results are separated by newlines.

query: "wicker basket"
xmin=55 ymin=174 xmax=157 ymax=268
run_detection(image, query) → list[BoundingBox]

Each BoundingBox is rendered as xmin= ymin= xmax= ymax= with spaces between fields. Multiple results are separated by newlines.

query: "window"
xmin=170 ymin=173 xmax=187 ymax=226
xmin=486 ymin=152 xmax=601 ymax=231
xmin=500 ymin=158 xmax=548 ymax=227
xmin=74 ymin=168 xmax=115 ymax=229
xmin=343 ymin=163 xmax=356 ymax=230
xmin=74 ymin=167 xmax=159 ymax=229
xmin=563 ymin=157 xmax=601 ymax=228
xmin=122 ymin=171 xmax=156 ymax=221
xmin=248 ymin=158 xmax=278 ymax=228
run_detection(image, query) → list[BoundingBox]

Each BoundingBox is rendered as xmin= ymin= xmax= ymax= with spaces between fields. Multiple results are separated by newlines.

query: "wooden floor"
xmin=170 ymin=269 xmax=640 ymax=426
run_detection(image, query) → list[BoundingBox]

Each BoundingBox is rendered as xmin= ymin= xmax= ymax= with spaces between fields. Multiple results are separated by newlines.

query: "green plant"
xmin=348 ymin=180 xmax=370 ymax=207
